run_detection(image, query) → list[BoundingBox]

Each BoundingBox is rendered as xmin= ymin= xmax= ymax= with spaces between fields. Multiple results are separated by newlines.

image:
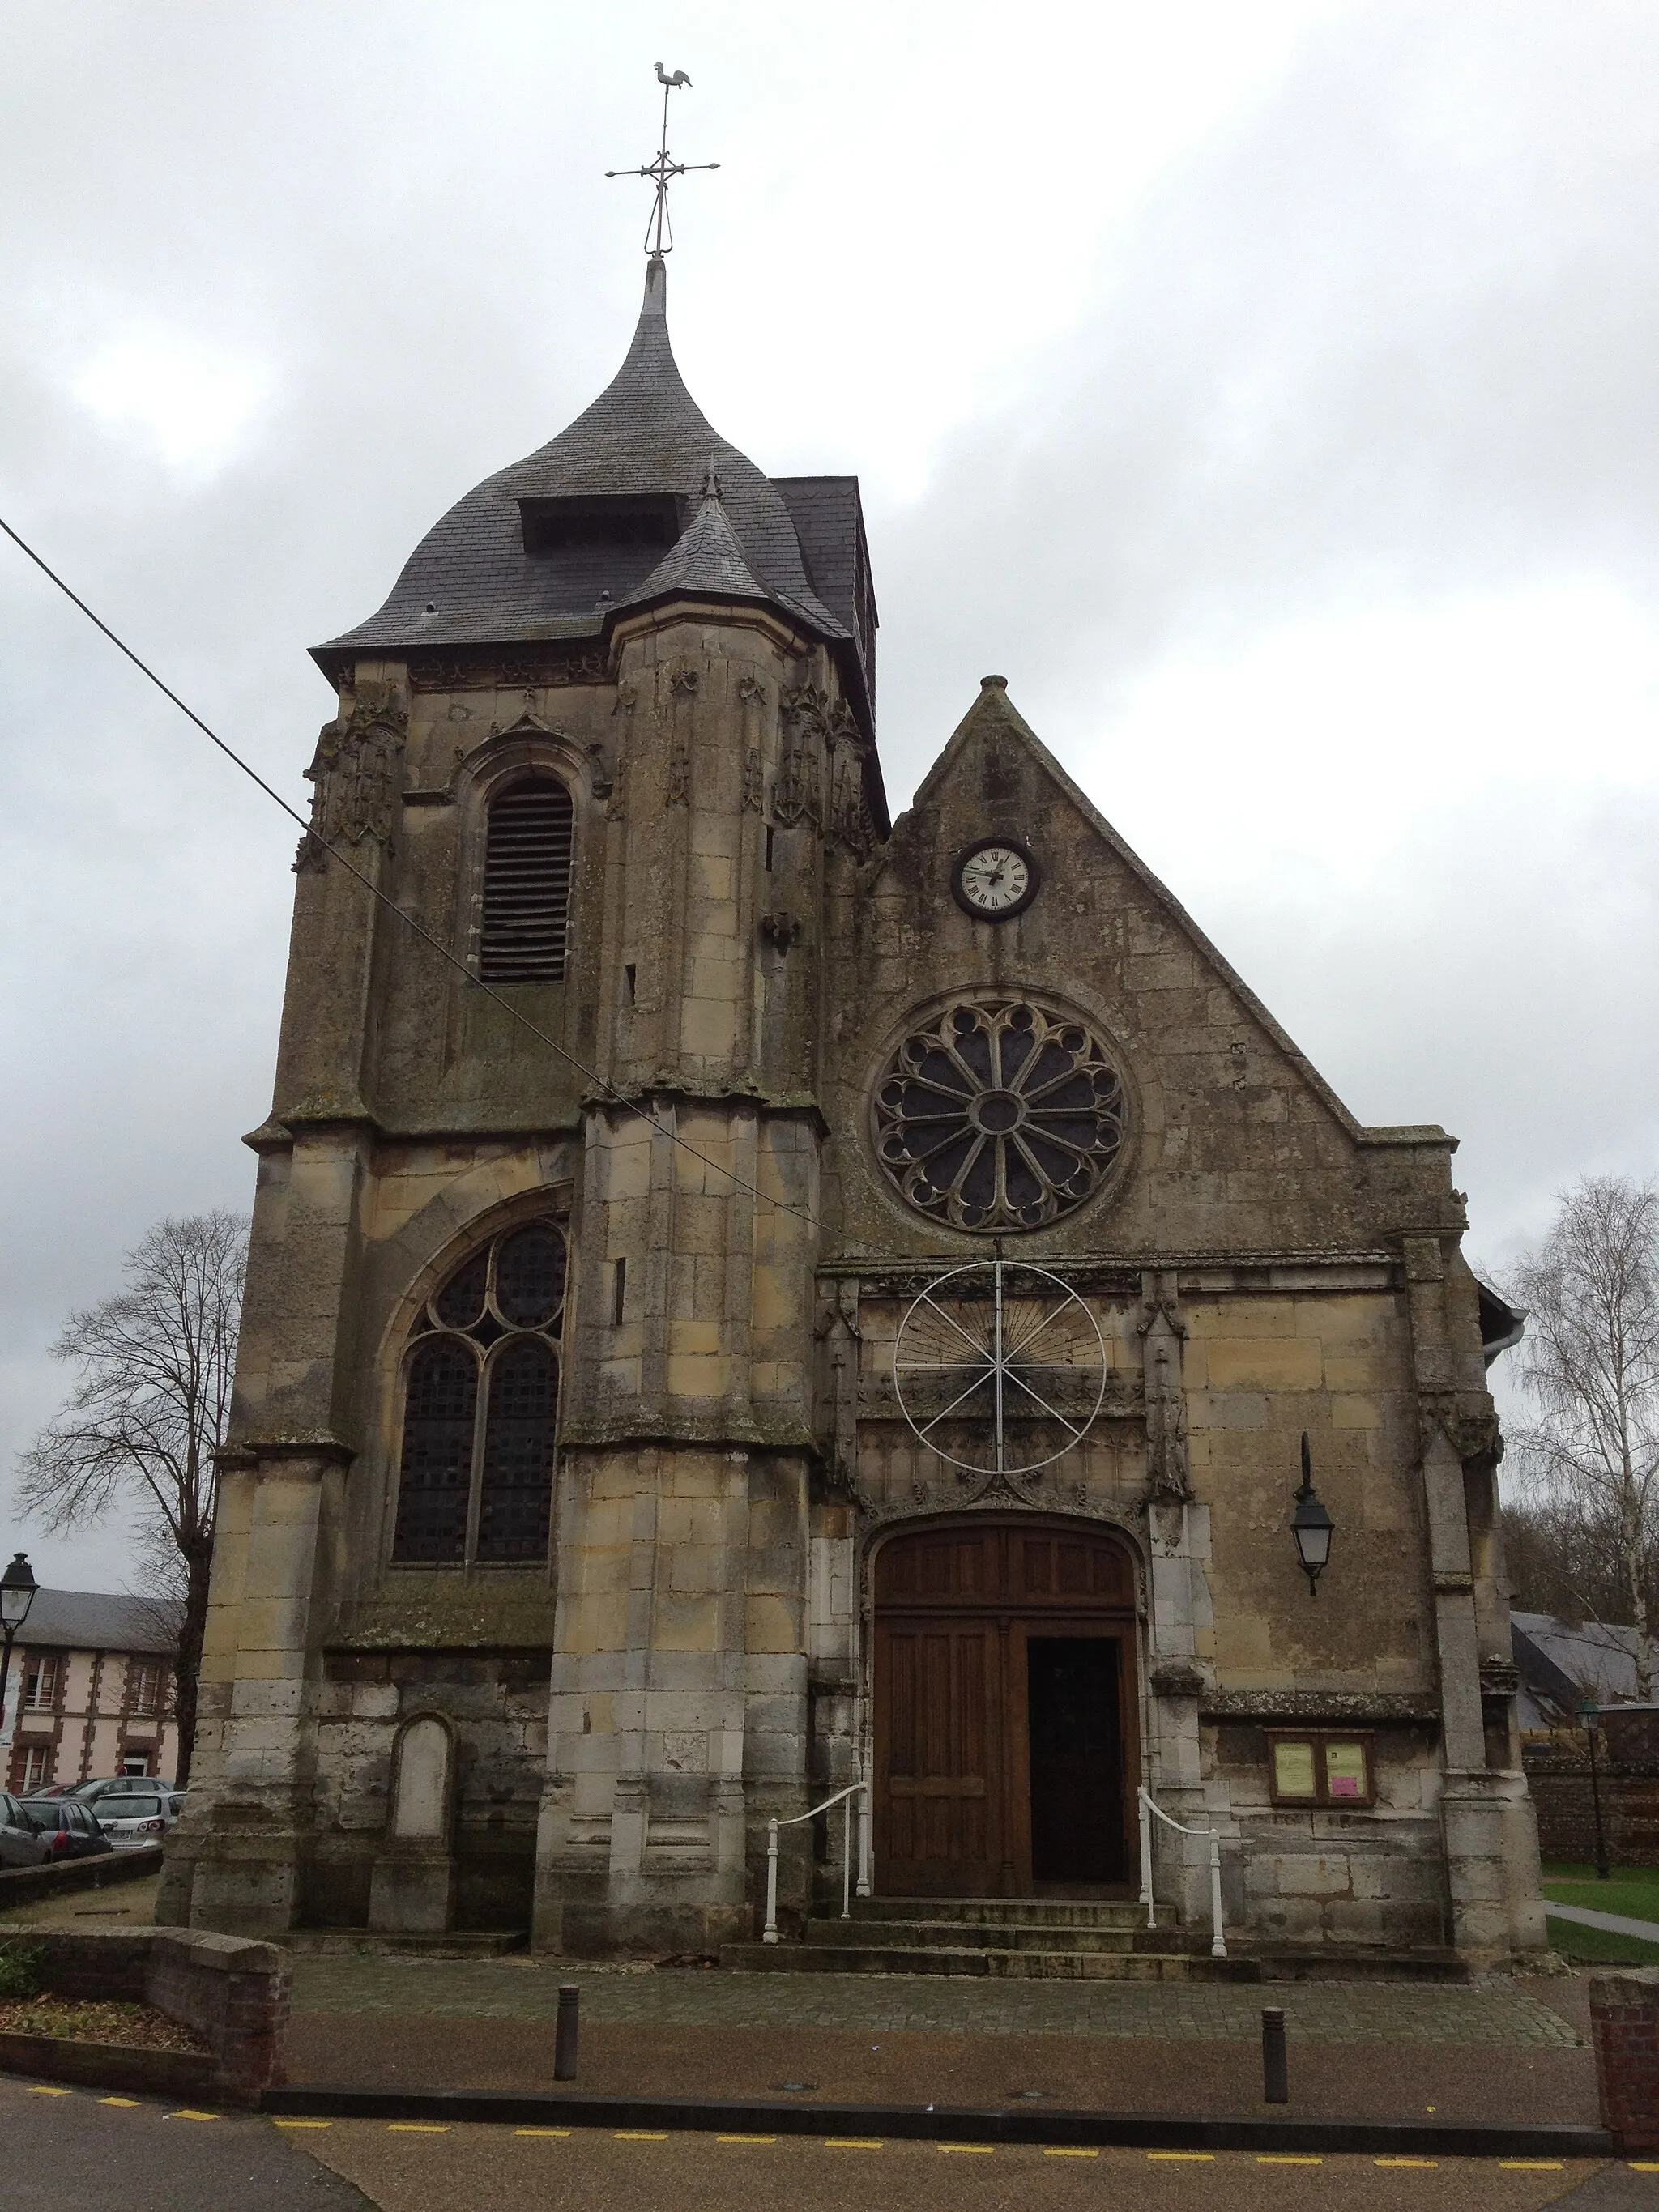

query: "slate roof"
xmin=620 ymin=471 xmax=785 ymax=615
xmin=1512 ymin=1611 xmax=1659 ymax=1728
xmin=11 ymin=1588 xmax=178 ymax=1655
xmin=314 ymin=257 xmax=874 ymax=721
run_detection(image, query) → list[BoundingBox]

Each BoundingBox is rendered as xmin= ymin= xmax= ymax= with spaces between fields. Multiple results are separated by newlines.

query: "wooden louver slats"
xmin=479 ymin=778 xmax=574 ymax=982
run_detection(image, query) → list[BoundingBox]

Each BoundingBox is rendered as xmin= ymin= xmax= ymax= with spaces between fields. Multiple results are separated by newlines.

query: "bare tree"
xmin=1505 ymin=1176 xmax=1659 ymax=1697
xmin=15 ymin=1211 xmax=248 ymax=1785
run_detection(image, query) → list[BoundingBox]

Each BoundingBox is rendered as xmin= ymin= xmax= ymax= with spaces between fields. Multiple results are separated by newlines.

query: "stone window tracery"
xmin=392 ymin=1220 xmax=567 ymax=1565
xmin=872 ymin=999 xmax=1127 ymax=1233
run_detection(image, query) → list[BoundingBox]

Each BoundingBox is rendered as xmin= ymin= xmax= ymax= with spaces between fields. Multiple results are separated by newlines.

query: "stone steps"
xmin=282 ymin=1928 xmax=528 ymax=1958
xmin=845 ymin=1895 xmax=1149 ymax=1929
xmin=722 ymin=1937 xmax=1227 ymax=1980
xmin=801 ymin=1918 xmax=1201 ymax=1955
xmin=723 ymin=1894 xmax=1231 ymax=1980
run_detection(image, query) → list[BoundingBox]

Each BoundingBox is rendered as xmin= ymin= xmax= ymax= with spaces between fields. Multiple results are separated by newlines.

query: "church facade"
xmin=159 ymin=255 xmax=1546 ymax=1967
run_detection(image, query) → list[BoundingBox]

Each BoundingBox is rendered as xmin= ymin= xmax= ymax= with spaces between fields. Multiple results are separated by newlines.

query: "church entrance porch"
xmin=870 ymin=1518 xmax=1139 ymax=1899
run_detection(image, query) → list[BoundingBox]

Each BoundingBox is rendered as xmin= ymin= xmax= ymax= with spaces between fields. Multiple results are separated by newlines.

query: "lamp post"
xmin=0 ymin=1553 xmax=38 ymax=1785
xmin=1580 ymin=1698 xmax=1611 ymax=1882
xmin=1290 ymin=1434 xmax=1335 ymax=1596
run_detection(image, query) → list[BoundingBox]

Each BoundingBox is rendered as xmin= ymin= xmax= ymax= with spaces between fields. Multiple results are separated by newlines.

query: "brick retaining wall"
xmin=0 ymin=1927 xmax=288 ymax=2104
xmin=1592 ymin=1967 xmax=1659 ymax=2150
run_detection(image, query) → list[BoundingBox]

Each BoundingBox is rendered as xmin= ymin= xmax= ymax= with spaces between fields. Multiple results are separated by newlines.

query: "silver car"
xmin=92 ymin=1789 xmax=182 ymax=1848
xmin=0 ymin=1792 xmax=49 ymax=1869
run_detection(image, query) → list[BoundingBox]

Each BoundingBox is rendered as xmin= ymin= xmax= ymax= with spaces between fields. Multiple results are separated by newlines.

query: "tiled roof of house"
xmin=11 ymin=1588 xmax=178 ymax=1655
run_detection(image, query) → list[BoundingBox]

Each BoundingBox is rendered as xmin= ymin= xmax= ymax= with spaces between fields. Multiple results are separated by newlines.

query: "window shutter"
xmin=479 ymin=778 xmax=574 ymax=982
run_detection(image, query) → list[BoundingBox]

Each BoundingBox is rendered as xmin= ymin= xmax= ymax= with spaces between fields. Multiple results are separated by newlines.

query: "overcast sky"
xmin=3 ymin=1 xmax=1656 ymax=1591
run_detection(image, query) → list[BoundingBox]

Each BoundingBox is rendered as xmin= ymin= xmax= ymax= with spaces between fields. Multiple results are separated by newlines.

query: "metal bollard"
xmin=555 ymin=1984 xmax=579 ymax=2081
xmin=1261 ymin=2006 xmax=1288 ymax=2105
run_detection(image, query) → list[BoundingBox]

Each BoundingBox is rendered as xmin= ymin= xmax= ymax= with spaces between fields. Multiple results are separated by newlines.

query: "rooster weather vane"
xmin=607 ymin=63 xmax=719 ymax=256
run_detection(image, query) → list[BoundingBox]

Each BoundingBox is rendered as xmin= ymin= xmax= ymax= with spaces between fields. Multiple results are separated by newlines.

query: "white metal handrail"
xmin=762 ymin=1776 xmax=872 ymax=1943
xmin=1137 ymin=1784 xmax=1226 ymax=1959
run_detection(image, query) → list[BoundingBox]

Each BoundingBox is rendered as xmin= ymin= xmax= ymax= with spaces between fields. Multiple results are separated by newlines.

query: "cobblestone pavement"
xmin=290 ymin=1958 xmax=1584 ymax=2046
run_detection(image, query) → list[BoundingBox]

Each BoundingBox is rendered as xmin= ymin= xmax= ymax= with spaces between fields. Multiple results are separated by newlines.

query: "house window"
xmin=19 ymin=1746 xmax=50 ymax=1791
xmin=392 ymin=1219 xmax=567 ymax=1566
xmin=1267 ymin=1733 xmax=1375 ymax=1809
xmin=127 ymin=1660 xmax=164 ymax=1717
xmin=478 ymin=776 xmax=574 ymax=982
xmin=119 ymin=1753 xmax=152 ymax=1777
xmin=22 ymin=1655 xmax=58 ymax=1711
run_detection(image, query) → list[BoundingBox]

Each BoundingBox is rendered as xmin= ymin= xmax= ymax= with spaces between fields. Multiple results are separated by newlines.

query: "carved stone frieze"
xmin=741 ymin=746 xmax=765 ymax=813
xmin=1137 ymin=1272 xmax=1192 ymax=1503
xmin=294 ymin=681 xmax=407 ymax=872
xmin=407 ymin=648 xmax=608 ymax=692
xmin=1419 ymin=1392 xmax=1503 ymax=1469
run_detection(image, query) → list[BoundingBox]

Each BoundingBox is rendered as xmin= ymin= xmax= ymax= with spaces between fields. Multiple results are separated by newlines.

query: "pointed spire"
xmin=617 ymin=467 xmax=774 ymax=612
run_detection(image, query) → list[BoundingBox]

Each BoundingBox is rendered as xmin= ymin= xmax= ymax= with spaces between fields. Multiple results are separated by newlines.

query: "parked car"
xmin=0 ymin=1793 xmax=50 ymax=1868
xmin=17 ymin=1798 xmax=113 ymax=1860
xmin=70 ymin=1775 xmax=174 ymax=1805
xmin=19 ymin=1782 xmax=78 ymax=1800
xmin=93 ymin=1790 xmax=182 ymax=1848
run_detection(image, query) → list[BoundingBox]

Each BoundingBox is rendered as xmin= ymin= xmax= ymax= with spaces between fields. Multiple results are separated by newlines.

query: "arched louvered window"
xmin=392 ymin=1219 xmax=567 ymax=1565
xmin=479 ymin=776 xmax=574 ymax=982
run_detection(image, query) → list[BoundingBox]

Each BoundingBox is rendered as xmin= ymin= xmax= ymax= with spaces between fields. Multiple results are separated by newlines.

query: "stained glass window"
xmin=392 ymin=1219 xmax=567 ymax=1566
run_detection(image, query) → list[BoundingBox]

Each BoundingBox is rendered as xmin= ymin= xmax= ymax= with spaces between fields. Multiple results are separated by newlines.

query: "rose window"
xmin=872 ymin=999 xmax=1127 ymax=1232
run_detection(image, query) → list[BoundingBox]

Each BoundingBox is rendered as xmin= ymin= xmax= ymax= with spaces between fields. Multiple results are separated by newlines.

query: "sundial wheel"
xmin=891 ymin=1259 xmax=1110 ymax=1481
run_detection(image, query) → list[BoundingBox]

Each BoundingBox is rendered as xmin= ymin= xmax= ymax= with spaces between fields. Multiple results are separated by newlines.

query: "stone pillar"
xmin=1592 ymin=1968 xmax=1659 ymax=2151
xmin=159 ymin=1438 xmax=352 ymax=1935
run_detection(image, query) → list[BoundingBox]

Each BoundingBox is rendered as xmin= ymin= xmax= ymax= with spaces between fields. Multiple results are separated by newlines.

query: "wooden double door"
xmin=872 ymin=1518 xmax=1141 ymax=1898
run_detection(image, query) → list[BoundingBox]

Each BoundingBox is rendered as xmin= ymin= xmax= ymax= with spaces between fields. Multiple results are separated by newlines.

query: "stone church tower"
xmin=160 ymin=254 xmax=1546 ymax=1968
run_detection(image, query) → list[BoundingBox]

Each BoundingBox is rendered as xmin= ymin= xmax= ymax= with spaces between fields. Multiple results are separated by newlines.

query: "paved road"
xmin=290 ymin=1956 xmax=1584 ymax=2044
xmin=292 ymin=2115 xmax=1659 ymax=2211
xmin=0 ymin=2073 xmax=370 ymax=2212
xmin=7 ymin=2074 xmax=1658 ymax=2210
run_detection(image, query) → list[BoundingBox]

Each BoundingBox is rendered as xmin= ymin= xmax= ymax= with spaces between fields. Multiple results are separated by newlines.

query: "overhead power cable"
xmin=0 ymin=513 xmax=819 ymax=1231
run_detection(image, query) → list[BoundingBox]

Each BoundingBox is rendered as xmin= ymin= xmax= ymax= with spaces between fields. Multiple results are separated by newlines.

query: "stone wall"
xmin=7 ymin=1927 xmax=288 ymax=2105
xmin=1525 ymin=1741 xmax=1659 ymax=1866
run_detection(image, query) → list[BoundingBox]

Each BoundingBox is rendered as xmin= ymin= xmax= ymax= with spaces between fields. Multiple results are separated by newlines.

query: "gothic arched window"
xmin=392 ymin=1220 xmax=567 ymax=1565
xmin=479 ymin=776 xmax=574 ymax=982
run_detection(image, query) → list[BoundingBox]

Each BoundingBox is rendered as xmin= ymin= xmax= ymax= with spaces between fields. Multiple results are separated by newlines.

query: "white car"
xmin=92 ymin=1788 xmax=182 ymax=1848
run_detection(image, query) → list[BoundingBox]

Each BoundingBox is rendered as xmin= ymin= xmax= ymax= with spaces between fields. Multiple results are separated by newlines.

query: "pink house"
xmin=2 ymin=1589 xmax=179 ymax=1792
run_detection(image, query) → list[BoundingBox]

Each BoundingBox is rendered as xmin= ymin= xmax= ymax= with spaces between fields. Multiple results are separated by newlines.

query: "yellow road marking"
xmin=1375 ymin=2158 xmax=1438 ymax=2167
xmin=1043 ymin=2147 xmax=1098 ymax=2158
xmin=1631 ymin=2163 xmax=1659 ymax=2172
xmin=386 ymin=2123 xmax=449 ymax=2133
xmin=1259 ymin=2155 xmax=1323 ymax=2164
xmin=1149 ymin=2150 xmax=1214 ymax=2161
xmin=1499 ymin=2162 xmax=1563 ymax=2172
xmin=28 ymin=2087 xmax=71 ymax=2098
xmin=514 ymin=2128 xmax=573 ymax=2137
xmin=169 ymin=2111 xmax=220 ymax=2122
xmin=614 ymin=2130 xmax=669 ymax=2141
xmin=938 ymin=2143 xmax=995 ymax=2154
xmin=274 ymin=2120 xmax=334 ymax=2130
xmin=825 ymin=2138 xmax=883 ymax=2148
xmin=100 ymin=2098 xmax=141 ymax=2109
xmin=718 ymin=2135 xmax=777 ymax=2144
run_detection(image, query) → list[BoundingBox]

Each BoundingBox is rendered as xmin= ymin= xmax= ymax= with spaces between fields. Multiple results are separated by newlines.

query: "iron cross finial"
xmin=606 ymin=64 xmax=719 ymax=257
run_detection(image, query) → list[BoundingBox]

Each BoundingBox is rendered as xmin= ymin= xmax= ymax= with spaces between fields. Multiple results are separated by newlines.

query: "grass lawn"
xmin=1542 ymin=1861 xmax=1659 ymax=1962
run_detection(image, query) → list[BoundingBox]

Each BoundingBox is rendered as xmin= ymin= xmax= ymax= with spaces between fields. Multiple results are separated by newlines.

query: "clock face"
xmin=953 ymin=839 xmax=1038 ymax=920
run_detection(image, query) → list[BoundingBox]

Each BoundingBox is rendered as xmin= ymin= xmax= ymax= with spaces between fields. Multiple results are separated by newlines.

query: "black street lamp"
xmin=1580 ymin=1697 xmax=1611 ymax=1882
xmin=1290 ymin=1434 xmax=1335 ymax=1596
xmin=0 ymin=1553 xmax=38 ymax=1781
